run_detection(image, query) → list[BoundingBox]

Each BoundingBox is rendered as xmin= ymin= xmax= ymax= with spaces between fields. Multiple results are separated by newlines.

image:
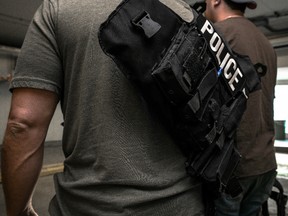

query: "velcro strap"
xmin=187 ymin=67 xmax=218 ymax=113
xmin=205 ymin=122 xmax=217 ymax=145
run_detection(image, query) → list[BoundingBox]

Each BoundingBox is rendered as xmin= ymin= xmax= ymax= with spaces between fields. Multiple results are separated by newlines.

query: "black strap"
xmin=262 ymin=178 xmax=288 ymax=216
xmin=187 ymin=68 xmax=218 ymax=114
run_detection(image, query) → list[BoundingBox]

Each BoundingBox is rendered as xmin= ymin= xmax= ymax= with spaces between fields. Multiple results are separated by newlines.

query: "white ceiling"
xmin=245 ymin=0 xmax=288 ymax=40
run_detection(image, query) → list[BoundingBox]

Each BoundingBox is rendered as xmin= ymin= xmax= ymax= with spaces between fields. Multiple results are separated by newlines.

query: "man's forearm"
xmin=1 ymin=88 xmax=59 ymax=215
xmin=1 ymin=121 xmax=45 ymax=215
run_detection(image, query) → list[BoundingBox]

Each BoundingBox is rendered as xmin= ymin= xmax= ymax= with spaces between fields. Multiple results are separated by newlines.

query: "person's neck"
xmin=217 ymin=10 xmax=244 ymax=22
xmin=224 ymin=14 xmax=243 ymax=19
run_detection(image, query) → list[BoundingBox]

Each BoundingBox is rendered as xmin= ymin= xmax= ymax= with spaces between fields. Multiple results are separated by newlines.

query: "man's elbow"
xmin=5 ymin=120 xmax=30 ymax=140
xmin=4 ymin=107 xmax=46 ymax=142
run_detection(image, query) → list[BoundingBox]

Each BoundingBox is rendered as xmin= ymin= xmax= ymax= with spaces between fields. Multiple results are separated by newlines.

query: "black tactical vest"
xmin=98 ymin=0 xmax=262 ymax=192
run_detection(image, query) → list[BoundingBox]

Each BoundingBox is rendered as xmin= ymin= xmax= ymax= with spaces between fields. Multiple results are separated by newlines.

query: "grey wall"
xmin=0 ymin=81 xmax=12 ymax=141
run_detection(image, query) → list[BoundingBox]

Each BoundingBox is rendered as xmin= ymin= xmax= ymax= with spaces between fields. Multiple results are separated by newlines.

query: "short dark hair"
xmin=223 ymin=0 xmax=247 ymax=13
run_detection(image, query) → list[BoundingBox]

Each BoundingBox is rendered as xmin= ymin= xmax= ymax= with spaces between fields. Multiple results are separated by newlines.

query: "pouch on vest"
xmin=98 ymin=0 xmax=261 ymax=192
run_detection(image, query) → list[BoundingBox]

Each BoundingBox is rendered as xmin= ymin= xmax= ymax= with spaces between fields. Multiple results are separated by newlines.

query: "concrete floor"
xmin=0 ymin=141 xmax=287 ymax=215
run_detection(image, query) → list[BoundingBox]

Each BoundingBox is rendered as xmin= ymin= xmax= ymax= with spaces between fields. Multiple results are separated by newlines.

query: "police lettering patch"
xmin=196 ymin=14 xmax=246 ymax=96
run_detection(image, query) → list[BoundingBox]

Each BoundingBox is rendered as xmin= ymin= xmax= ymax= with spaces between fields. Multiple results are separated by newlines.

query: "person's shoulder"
xmin=215 ymin=17 xmax=260 ymax=35
xmin=216 ymin=17 xmax=250 ymax=28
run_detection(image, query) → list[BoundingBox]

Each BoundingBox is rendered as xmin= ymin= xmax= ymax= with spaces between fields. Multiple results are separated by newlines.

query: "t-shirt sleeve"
xmin=10 ymin=0 xmax=62 ymax=96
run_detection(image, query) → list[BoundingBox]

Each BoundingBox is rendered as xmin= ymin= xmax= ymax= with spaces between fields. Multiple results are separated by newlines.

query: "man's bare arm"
xmin=1 ymin=88 xmax=59 ymax=216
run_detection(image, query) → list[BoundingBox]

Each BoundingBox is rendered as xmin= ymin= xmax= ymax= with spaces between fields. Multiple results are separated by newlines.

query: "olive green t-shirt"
xmin=11 ymin=0 xmax=203 ymax=215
